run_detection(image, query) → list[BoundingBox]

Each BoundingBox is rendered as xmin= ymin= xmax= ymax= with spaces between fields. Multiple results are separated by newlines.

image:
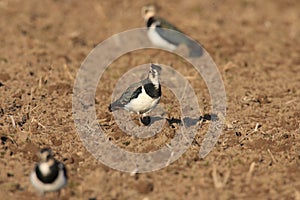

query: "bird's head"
xmin=141 ymin=4 xmax=156 ymax=21
xmin=37 ymin=148 xmax=56 ymax=176
xmin=148 ymin=64 xmax=161 ymax=87
xmin=38 ymin=148 xmax=55 ymax=164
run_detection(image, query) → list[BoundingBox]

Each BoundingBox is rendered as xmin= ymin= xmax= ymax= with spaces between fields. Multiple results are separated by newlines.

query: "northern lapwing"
xmin=142 ymin=4 xmax=202 ymax=57
xmin=109 ymin=64 xmax=162 ymax=125
xmin=30 ymin=148 xmax=67 ymax=195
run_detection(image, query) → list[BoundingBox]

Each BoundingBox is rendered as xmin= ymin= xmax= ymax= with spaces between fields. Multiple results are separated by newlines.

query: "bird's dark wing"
xmin=156 ymin=18 xmax=203 ymax=57
xmin=155 ymin=27 xmax=188 ymax=46
xmin=129 ymin=86 xmax=143 ymax=101
xmin=157 ymin=17 xmax=181 ymax=32
xmin=109 ymin=80 xmax=145 ymax=111
xmin=155 ymin=17 xmax=187 ymax=46
xmin=156 ymin=27 xmax=203 ymax=57
xmin=185 ymin=39 xmax=203 ymax=57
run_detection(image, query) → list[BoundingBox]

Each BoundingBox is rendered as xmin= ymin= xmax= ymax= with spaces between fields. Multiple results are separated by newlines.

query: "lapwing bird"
xmin=142 ymin=5 xmax=202 ymax=57
xmin=30 ymin=148 xmax=67 ymax=195
xmin=109 ymin=64 xmax=161 ymax=125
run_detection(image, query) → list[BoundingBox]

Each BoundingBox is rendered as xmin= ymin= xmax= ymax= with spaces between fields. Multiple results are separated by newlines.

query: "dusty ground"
xmin=0 ymin=0 xmax=300 ymax=199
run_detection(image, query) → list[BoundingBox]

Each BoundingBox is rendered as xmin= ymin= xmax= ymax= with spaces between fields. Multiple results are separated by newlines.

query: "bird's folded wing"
xmin=155 ymin=27 xmax=188 ymax=46
xmin=155 ymin=18 xmax=203 ymax=57
xmin=116 ymin=81 xmax=145 ymax=105
xmin=157 ymin=17 xmax=181 ymax=32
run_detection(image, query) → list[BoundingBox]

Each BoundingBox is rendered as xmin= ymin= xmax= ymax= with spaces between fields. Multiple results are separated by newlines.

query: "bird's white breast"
xmin=147 ymin=27 xmax=177 ymax=51
xmin=125 ymin=87 xmax=160 ymax=114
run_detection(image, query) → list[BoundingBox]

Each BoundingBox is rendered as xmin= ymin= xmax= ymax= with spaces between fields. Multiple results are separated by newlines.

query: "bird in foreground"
xmin=109 ymin=64 xmax=161 ymax=125
xmin=30 ymin=148 xmax=67 ymax=195
xmin=142 ymin=4 xmax=202 ymax=57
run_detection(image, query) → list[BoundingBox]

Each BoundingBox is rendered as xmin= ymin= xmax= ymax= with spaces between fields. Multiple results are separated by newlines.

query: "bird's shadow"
xmin=145 ymin=113 xmax=219 ymax=127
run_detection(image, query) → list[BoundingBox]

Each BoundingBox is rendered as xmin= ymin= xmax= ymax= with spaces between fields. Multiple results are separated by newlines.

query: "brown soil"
xmin=0 ymin=0 xmax=299 ymax=199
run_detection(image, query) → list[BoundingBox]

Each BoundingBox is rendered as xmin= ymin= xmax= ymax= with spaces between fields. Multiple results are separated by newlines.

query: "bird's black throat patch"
xmin=147 ymin=17 xmax=156 ymax=28
xmin=35 ymin=162 xmax=59 ymax=183
xmin=144 ymin=83 xmax=161 ymax=98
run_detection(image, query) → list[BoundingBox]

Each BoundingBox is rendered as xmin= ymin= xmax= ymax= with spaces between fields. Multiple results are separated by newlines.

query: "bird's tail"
xmin=186 ymin=39 xmax=203 ymax=57
xmin=108 ymin=101 xmax=123 ymax=112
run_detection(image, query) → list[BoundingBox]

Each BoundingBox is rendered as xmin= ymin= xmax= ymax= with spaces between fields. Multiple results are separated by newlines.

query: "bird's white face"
xmin=142 ymin=5 xmax=156 ymax=21
xmin=148 ymin=68 xmax=160 ymax=88
xmin=38 ymin=149 xmax=52 ymax=162
xmin=38 ymin=149 xmax=55 ymax=169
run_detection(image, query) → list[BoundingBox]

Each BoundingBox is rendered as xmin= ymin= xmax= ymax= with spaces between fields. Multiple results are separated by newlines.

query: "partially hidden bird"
xmin=142 ymin=4 xmax=202 ymax=57
xmin=30 ymin=148 xmax=67 ymax=195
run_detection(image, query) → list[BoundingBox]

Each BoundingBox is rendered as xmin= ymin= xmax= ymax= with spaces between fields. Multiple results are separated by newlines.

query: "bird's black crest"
xmin=40 ymin=148 xmax=52 ymax=154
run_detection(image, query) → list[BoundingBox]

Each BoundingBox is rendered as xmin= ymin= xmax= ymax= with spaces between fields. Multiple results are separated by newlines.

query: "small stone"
xmin=135 ymin=181 xmax=154 ymax=194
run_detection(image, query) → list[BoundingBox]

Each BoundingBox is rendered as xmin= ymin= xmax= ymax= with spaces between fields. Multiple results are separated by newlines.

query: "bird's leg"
xmin=57 ymin=189 xmax=61 ymax=199
xmin=137 ymin=112 xmax=143 ymax=126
